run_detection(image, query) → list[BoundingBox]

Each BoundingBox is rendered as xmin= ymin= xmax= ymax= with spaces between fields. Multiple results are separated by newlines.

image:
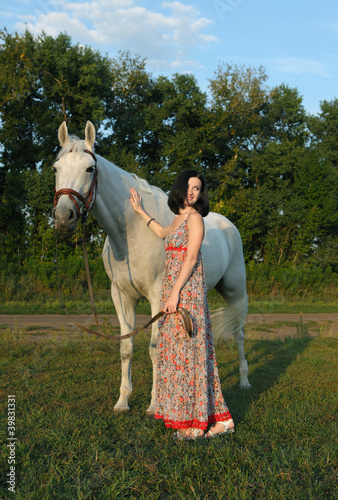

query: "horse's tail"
xmin=210 ymin=292 xmax=248 ymax=343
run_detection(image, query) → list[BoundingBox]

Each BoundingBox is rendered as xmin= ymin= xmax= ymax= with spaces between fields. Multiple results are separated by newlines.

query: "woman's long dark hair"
xmin=168 ymin=170 xmax=209 ymax=217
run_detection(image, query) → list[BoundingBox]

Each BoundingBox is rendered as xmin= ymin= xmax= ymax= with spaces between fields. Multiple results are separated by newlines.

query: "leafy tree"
xmin=212 ymin=83 xmax=313 ymax=264
xmin=306 ymin=99 xmax=338 ymax=270
xmin=0 ymin=29 xmax=113 ymax=263
xmin=0 ymin=30 xmax=36 ymax=262
xmin=208 ymin=64 xmax=272 ymax=156
xmin=308 ymin=98 xmax=338 ymax=169
xmin=144 ymin=73 xmax=209 ymax=190
xmin=259 ymin=84 xmax=308 ymax=147
xmin=102 ymin=55 xmax=209 ymax=191
xmin=100 ymin=50 xmax=153 ymax=172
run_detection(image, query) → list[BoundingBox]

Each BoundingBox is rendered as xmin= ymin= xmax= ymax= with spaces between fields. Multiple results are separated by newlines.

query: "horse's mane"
xmin=56 ymin=137 xmax=165 ymax=198
xmin=56 ymin=136 xmax=91 ymax=159
xmin=130 ymin=174 xmax=167 ymax=197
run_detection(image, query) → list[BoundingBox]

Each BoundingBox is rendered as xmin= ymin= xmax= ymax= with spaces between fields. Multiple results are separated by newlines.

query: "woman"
xmin=130 ymin=170 xmax=234 ymax=440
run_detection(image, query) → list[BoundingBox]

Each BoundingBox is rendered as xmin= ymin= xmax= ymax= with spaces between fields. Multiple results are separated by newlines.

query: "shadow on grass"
xmin=107 ymin=332 xmax=314 ymax=425
xmin=217 ymin=336 xmax=313 ymax=425
xmin=1 ymin=326 xmax=313 ymax=428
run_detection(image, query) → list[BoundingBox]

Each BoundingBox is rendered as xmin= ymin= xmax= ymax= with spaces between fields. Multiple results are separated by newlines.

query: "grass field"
xmin=1 ymin=294 xmax=337 ymax=315
xmin=1 ymin=327 xmax=337 ymax=499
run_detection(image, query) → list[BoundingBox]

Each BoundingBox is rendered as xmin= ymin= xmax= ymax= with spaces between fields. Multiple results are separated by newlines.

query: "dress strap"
xmin=186 ymin=211 xmax=199 ymax=222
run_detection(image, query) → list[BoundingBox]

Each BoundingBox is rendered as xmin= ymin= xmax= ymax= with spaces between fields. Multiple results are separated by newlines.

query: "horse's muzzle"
xmin=53 ymin=205 xmax=78 ymax=234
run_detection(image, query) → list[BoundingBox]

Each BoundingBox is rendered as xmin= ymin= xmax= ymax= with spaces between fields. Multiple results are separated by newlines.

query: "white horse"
xmin=52 ymin=121 xmax=250 ymax=415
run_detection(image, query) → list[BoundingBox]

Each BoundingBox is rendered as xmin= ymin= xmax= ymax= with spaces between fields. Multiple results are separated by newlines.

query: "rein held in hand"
xmin=74 ymin=307 xmax=193 ymax=341
xmin=56 ymin=223 xmax=192 ymax=341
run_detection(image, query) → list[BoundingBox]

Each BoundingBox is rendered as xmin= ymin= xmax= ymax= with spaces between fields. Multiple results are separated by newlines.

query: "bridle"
xmin=53 ymin=149 xmax=98 ymax=218
xmin=53 ymin=147 xmax=106 ymax=339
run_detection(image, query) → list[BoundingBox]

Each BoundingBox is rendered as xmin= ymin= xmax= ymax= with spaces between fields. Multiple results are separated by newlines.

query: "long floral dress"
xmin=154 ymin=216 xmax=232 ymax=431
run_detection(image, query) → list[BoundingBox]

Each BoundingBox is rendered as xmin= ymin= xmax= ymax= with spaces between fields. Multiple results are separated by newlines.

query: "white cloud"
xmin=273 ymin=58 xmax=329 ymax=78
xmin=16 ymin=12 xmax=98 ymax=42
xmin=200 ymin=34 xmax=218 ymax=43
xmin=162 ymin=1 xmax=197 ymax=15
xmin=321 ymin=21 xmax=338 ymax=36
xmin=0 ymin=11 xmax=14 ymax=19
xmin=13 ymin=0 xmax=216 ymax=73
xmin=170 ymin=59 xmax=203 ymax=70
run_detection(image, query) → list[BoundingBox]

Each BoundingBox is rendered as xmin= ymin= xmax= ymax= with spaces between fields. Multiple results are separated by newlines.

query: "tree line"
xmin=0 ymin=29 xmax=337 ymax=299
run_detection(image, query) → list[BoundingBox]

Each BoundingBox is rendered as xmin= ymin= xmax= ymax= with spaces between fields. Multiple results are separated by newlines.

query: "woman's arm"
xmin=163 ymin=212 xmax=204 ymax=313
xmin=130 ymin=187 xmax=171 ymax=239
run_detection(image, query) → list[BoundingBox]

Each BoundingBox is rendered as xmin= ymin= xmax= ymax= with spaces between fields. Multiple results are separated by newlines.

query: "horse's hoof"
xmin=113 ymin=406 xmax=130 ymax=412
xmin=239 ymin=382 xmax=252 ymax=390
xmin=145 ymin=411 xmax=155 ymax=419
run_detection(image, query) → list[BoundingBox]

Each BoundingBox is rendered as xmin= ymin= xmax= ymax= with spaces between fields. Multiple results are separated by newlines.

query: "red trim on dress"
xmin=154 ymin=411 xmax=232 ymax=430
xmin=165 ymin=245 xmax=187 ymax=252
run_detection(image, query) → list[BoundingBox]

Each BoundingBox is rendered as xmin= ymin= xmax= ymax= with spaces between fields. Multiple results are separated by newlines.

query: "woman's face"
xmin=185 ymin=177 xmax=202 ymax=207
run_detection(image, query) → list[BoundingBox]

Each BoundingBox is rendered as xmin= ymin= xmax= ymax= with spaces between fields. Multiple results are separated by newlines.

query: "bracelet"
xmin=147 ymin=217 xmax=155 ymax=226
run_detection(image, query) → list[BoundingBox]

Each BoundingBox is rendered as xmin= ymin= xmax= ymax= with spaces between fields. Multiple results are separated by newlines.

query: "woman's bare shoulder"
xmin=188 ymin=212 xmax=203 ymax=224
xmin=187 ymin=212 xmax=204 ymax=233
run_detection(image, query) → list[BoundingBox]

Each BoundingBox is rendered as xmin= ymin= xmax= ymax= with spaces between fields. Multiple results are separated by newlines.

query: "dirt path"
xmin=1 ymin=313 xmax=337 ymax=339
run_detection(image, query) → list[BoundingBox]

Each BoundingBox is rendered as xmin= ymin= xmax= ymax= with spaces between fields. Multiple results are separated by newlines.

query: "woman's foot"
xmin=204 ymin=419 xmax=235 ymax=438
xmin=173 ymin=428 xmax=205 ymax=440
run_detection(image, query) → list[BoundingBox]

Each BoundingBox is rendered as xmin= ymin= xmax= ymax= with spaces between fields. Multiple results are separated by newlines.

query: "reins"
xmin=55 ymin=222 xmax=192 ymax=341
xmin=54 ymin=149 xmax=192 ymax=341
xmin=54 ymin=213 xmax=111 ymax=339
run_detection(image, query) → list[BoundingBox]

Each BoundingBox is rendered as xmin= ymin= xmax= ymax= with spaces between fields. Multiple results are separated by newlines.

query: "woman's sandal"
xmin=173 ymin=428 xmax=205 ymax=441
xmin=204 ymin=419 xmax=235 ymax=438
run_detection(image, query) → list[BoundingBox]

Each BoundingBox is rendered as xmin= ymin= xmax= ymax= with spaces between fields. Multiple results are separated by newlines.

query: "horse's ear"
xmin=58 ymin=121 xmax=70 ymax=147
xmin=85 ymin=121 xmax=96 ymax=150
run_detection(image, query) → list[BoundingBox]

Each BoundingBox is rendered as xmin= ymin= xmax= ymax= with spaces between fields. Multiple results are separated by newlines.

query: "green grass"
xmin=0 ymin=292 xmax=337 ymax=315
xmin=245 ymin=297 xmax=338 ymax=314
xmin=0 ymin=328 xmax=337 ymax=499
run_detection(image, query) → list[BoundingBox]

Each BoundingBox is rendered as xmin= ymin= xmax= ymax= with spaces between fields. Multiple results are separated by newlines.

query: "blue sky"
xmin=1 ymin=0 xmax=337 ymax=114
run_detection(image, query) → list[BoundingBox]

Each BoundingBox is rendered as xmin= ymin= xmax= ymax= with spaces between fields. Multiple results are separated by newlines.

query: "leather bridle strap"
xmin=53 ymin=149 xmax=98 ymax=217
xmin=116 ymin=307 xmax=193 ymax=340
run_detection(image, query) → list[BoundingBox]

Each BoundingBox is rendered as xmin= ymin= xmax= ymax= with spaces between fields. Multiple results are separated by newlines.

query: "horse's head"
xmin=52 ymin=121 xmax=98 ymax=235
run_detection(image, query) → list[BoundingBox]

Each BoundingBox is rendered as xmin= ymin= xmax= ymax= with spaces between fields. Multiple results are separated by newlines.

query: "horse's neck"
xmin=92 ymin=157 xmax=171 ymax=256
xmin=92 ymin=157 xmax=130 ymax=232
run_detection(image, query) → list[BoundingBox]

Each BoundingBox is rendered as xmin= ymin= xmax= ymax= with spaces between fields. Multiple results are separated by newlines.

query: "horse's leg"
xmin=146 ymin=292 xmax=161 ymax=416
xmin=111 ymin=284 xmax=137 ymax=412
xmin=232 ymin=323 xmax=251 ymax=389
xmin=146 ymin=323 xmax=158 ymax=416
xmin=215 ymin=279 xmax=251 ymax=389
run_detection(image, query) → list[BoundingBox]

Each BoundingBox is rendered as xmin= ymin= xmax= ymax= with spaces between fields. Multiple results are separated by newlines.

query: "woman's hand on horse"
xmin=130 ymin=188 xmax=143 ymax=213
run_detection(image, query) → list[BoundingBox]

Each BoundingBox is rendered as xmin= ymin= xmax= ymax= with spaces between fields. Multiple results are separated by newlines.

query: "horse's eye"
xmin=86 ymin=166 xmax=95 ymax=173
xmin=53 ymin=166 xmax=57 ymax=173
